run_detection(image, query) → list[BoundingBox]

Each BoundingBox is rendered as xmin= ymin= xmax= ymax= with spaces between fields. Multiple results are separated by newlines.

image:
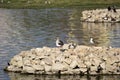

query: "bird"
xmin=56 ymin=37 xmax=64 ymax=47
xmin=112 ymin=6 xmax=117 ymax=13
xmin=107 ymin=6 xmax=112 ymax=11
xmin=89 ymin=37 xmax=94 ymax=44
xmin=68 ymin=42 xmax=77 ymax=49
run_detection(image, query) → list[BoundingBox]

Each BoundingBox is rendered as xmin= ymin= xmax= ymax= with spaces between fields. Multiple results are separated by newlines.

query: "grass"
xmin=0 ymin=0 xmax=120 ymax=9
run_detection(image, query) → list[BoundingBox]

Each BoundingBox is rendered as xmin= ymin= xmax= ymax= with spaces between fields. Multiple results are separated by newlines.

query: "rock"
xmin=78 ymin=61 xmax=86 ymax=68
xmin=61 ymin=70 xmax=73 ymax=74
xmin=43 ymin=58 xmax=53 ymax=66
xmin=13 ymin=55 xmax=22 ymax=61
xmin=90 ymin=66 xmax=97 ymax=72
xmin=102 ymin=56 xmax=107 ymax=61
xmin=40 ymin=61 xmax=45 ymax=66
xmin=52 ymin=62 xmax=67 ymax=72
xmin=23 ymin=59 xmax=31 ymax=66
xmin=81 ymin=9 xmax=120 ymax=22
xmin=45 ymin=65 xmax=52 ymax=72
xmin=55 ymin=54 xmax=65 ymax=62
xmin=92 ymin=57 xmax=101 ymax=66
xmin=71 ymin=69 xmax=81 ymax=74
xmin=70 ymin=60 xmax=78 ymax=69
xmin=7 ymin=66 xmax=21 ymax=72
xmin=22 ymin=66 xmax=35 ymax=73
xmin=100 ymin=62 xmax=106 ymax=69
xmin=64 ymin=58 xmax=72 ymax=65
xmin=84 ymin=61 xmax=91 ymax=67
xmin=62 ymin=44 xmax=69 ymax=49
xmin=17 ymin=61 xmax=23 ymax=68
xmin=105 ymin=64 xmax=116 ymax=73
xmin=10 ymin=56 xmax=23 ymax=68
xmin=6 ymin=45 xmax=120 ymax=75
xmin=80 ymin=68 xmax=87 ymax=73
xmin=32 ymin=65 xmax=44 ymax=71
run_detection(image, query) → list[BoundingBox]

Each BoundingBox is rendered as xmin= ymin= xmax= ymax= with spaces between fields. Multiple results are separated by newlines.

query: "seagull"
xmin=90 ymin=37 xmax=94 ymax=44
xmin=108 ymin=6 xmax=112 ymax=11
xmin=56 ymin=37 xmax=64 ymax=47
xmin=112 ymin=6 xmax=117 ymax=13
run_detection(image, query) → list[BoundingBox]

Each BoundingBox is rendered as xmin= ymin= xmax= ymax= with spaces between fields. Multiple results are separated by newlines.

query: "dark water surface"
xmin=0 ymin=8 xmax=120 ymax=80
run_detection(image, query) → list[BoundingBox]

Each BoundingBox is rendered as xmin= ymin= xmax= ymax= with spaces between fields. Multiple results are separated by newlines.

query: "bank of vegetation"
xmin=0 ymin=0 xmax=120 ymax=8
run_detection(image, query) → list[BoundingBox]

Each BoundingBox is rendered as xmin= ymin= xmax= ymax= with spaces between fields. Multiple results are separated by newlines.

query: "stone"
xmin=52 ymin=62 xmax=67 ymax=72
xmin=64 ymin=58 xmax=72 ymax=65
xmin=93 ymin=58 xmax=101 ymax=66
xmin=56 ymin=54 xmax=65 ymax=62
xmin=45 ymin=65 xmax=52 ymax=72
xmin=84 ymin=61 xmax=91 ymax=67
xmin=100 ymin=62 xmax=106 ymax=69
xmin=80 ymin=68 xmax=87 ymax=73
xmin=6 ymin=45 xmax=120 ymax=75
xmin=77 ymin=59 xmax=86 ymax=68
xmin=78 ymin=62 xmax=86 ymax=68
xmin=81 ymin=9 xmax=120 ymax=22
xmin=70 ymin=55 xmax=78 ymax=60
xmin=32 ymin=65 xmax=44 ymax=71
xmin=43 ymin=58 xmax=53 ymax=66
xmin=70 ymin=60 xmax=78 ymax=69
xmin=62 ymin=44 xmax=69 ymax=49
xmin=90 ymin=66 xmax=97 ymax=72
xmin=22 ymin=66 xmax=35 ymax=73
xmin=13 ymin=55 xmax=22 ymax=61
xmin=106 ymin=65 xmax=116 ymax=72
xmin=102 ymin=56 xmax=107 ymax=61
xmin=23 ymin=59 xmax=31 ymax=66
xmin=71 ymin=69 xmax=81 ymax=74
xmin=7 ymin=66 xmax=21 ymax=72
xmin=17 ymin=61 xmax=23 ymax=68
xmin=40 ymin=61 xmax=45 ymax=66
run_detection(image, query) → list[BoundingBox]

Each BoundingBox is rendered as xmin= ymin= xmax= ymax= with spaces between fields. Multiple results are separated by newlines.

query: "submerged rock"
xmin=5 ymin=45 xmax=120 ymax=75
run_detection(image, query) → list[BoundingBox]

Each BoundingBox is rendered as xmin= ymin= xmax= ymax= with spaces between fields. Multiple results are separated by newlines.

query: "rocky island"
xmin=81 ymin=9 xmax=120 ymax=22
xmin=5 ymin=44 xmax=120 ymax=75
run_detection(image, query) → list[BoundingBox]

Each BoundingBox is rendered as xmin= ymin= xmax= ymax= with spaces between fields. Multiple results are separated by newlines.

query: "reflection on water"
xmin=8 ymin=72 xmax=120 ymax=80
xmin=66 ymin=9 xmax=120 ymax=47
xmin=0 ymin=8 xmax=120 ymax=80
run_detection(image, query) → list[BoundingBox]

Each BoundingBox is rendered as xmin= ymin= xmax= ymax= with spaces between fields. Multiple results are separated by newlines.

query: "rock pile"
xmin=81 ymin=9 xmax=120 ymax=22
xmin=5 ymin=44 xmax=120 ymax=75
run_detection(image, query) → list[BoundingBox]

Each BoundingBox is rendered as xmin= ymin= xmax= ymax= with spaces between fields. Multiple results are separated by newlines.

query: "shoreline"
xmin=0 ymin=3 xmax=120 ymax=9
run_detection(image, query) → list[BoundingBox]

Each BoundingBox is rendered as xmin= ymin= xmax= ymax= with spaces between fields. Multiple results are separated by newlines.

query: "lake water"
xmin=0 ymin=8 xmax=120 ymax=80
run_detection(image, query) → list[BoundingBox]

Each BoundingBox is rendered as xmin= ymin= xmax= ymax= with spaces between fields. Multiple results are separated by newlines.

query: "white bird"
xmin=90 ymin=37 xmax=94 ymax=44
xmin=56 ymin=37 xmax=64 ymax=47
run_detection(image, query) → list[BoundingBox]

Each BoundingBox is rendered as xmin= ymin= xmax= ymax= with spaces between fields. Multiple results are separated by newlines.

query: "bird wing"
xmin=58 ymin=40 xmax=64 ymax=45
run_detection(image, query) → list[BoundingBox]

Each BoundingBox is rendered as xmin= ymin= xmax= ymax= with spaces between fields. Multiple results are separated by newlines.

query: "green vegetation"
xmin=0 ymin=0 xmax=120 ymax=8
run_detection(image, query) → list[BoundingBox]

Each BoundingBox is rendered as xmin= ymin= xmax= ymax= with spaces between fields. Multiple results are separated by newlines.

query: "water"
xmin=0 ymin=8 xmax=120 ymax=80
